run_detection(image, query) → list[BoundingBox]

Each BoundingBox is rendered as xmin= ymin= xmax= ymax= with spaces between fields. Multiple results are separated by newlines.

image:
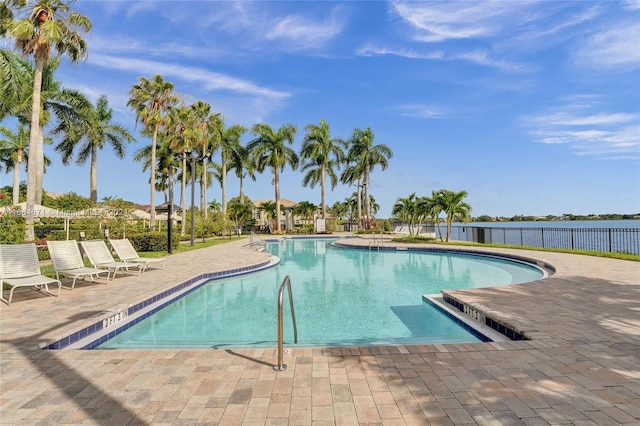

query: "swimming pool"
xmin=95 ymin=238 xmax=545 ymax=349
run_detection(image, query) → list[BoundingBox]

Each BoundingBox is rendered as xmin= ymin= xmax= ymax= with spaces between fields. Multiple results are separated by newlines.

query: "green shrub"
xmin=383 ymin=220 xmax=392 ymax=232
xmin=0 ymin=214 xmax=26 ymax=244
xmin=129 ymin=232 xmax=179 ymax=252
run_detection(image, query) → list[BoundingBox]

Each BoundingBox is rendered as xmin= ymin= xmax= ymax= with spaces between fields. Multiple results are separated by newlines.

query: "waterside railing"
xmin=446 ymin=226 xmax=640 ymax=255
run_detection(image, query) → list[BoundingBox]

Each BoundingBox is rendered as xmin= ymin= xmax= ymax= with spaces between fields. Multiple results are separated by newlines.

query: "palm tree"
xmin=163 ymin=104 xmax=194 ymax=236
xmin=392 ymin=193 xmax=420 ymax=236
xmin=293 ymin=200 xmax=317 ymax=225
xmin=247 ymin=123 xmax=298 ymax=232
xmin=435 ymin=189 xmax=472 ymax=242
xmin=216 ymin=120 xmax=247 ymax=215
xmin=54 ymin=94 xmax=134 ymax=202
xmin=7 ymin=0 xmax=91 ymax=240
xmin=127 ymin=74 xmax=178 ymax=230
xmin=0 ymin=124 xmax=28 ymax=205
xmin=258 ymin=200 xmax=277 ymax=232
xmin=345 ymin=127 xmax=392 ymax=228
xmin=185 ymin=101 xmax=220 ymax=219
xmin=300 ymin=119 xmax=345 ymax=219
xmin=0 ymin=48 xmax=31 ymax=121
xmin=340 ymin=161 xmax=365 ymax=228
xmin=227 ymin=142 xmax=255 ymax=205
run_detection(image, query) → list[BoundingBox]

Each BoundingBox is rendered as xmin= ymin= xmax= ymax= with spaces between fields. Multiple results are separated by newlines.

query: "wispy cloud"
xmin=393 ymin=104 xmax=447 ymax=119
xmin=357 ymin=44 xmax=526 ymax=72
xmin=89 ymin=53 xmax=290 ymax=101
xmin=264 ymin=8 xmax=346 ymax=51
xmin=357 ymin=44 xmax=443 ymax=60
xmin=523 ymin=102 xmax=640 ymax=160
xmin=573 ymin=21 xmax=640 ymax=69
xmin=390 ymin=1 xmax=538 ymax=43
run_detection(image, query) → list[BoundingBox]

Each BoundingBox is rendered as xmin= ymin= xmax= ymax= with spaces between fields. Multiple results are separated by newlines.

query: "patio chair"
xmin=109 ymin=238 xmax=167 ymax=272
xmin=0 ymin=243 xmax=61 ymax=305
xmin=46 ymin=240 xmax=111 ymax=289
xmin=78 ymin=240 xmax=143 ymax=280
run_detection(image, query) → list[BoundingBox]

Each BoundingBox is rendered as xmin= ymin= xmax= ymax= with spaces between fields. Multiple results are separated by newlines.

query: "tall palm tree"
xmin=216 ymin=120 xmax=247 ymax=215
xmin=340 ymin=161 xmax=365 ymax=228
xmin=54 ymin=94 xmax=134 ymax=202
xmin=345 ymin=127 xmax=392 ymax=228
xmin=435 ymin=189 xmax=472 ymax=242
xmin=227 ymin=142 xmax=255 ymax=205
xmin=127 ymin=74 xmax=178 ymax=230
xmin=247 ymin=123 xmax=298 ymax=232
xmin=300 ymin=119 xmax=345 ymax=219
xmin=0 ymin=124 xmax=28 ymax=205
xmin=164 ymin=104 xmax=194 ymax=236
xmin=7 ymin=0 xmax=91 ymax=240
xmin=185 ymin=101 xmax=220 ymax=219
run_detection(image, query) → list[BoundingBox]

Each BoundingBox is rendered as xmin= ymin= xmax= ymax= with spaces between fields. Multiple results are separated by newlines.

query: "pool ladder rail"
xmin=275 ymin=275 xmax=298 ymax=371
xmin=368 ymin=230 xmax=385 ymax=250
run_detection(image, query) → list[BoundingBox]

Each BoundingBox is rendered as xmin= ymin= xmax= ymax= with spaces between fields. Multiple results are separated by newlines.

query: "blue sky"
xmin=2 ymin=0 xmax=639 ymax=218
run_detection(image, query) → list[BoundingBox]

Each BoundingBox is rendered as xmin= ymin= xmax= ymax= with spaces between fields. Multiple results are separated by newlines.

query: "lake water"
xmin=440 ymin=220 xmax=640 ymax=254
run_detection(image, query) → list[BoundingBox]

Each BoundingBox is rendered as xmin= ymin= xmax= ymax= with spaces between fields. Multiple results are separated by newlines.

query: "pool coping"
xmin=44 ymin=256 xmax=280 ymax=350
xmin=45 ymin=238 xmax=548 ymax=350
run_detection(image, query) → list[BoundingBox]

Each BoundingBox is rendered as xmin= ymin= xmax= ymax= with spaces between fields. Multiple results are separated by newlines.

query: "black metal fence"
xmin=447 ymin=226 xmax=640 ymax=255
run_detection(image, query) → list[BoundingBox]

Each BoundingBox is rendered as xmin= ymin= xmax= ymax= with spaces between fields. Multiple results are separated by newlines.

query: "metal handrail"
xmin=274 ymin=275 xmax=298 ymax=371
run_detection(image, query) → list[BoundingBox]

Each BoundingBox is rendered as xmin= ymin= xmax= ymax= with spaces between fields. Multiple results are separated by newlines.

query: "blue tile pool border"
xmin=44 ymin=258 xmax=277 ymax=350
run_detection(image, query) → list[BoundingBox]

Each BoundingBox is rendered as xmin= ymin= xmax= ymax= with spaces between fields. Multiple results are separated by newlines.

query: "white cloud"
xmin=573 ymin=21 xmax=640 ymax=69
xmin=89 ymin=53 xmax=289 ymax=101
xmin=390 ymin=1 xmax=538 ymax=43
xmin=393 ymin=104 xmax=447 ymax=119
xmin=264 ymin=10 xmax=346 ymax=51
xmin=524 ymin=105 xmax=640 ymax=160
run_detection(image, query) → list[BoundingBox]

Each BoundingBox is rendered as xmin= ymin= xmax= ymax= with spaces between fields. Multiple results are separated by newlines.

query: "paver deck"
xmin=1 ymin=236 xmax=639 ymax=425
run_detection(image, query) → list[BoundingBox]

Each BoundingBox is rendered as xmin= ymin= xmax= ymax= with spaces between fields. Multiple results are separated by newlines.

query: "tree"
xmin=7 ymin=0 xmax=91 ymax=239
xmin=227 ymin=197 xmax=253 ymax=234
xmin=163 ymin=104 xmax=194 ymax=236
xmin=215 ymin=119 xmax=247 ymax=215
xmin=227 ymin=142 xmax=255 ymax=205
xmin=345 ymin=127 xmax=392 ymax=228
xmin=54 ymin=94 xmax=134 ymax=202
xmin=127 ymin=74 xmax=178 ymax=230
xmin=300 ymin=119 xmax=345 ymax=219
xmin=0 ymin=124 xmax=29 ymax=205
xmin=434 ymin=189 xmax=472 ymax=242
xmin=247 ymin=123 xmax=298 ymax=232
xmin=0 ymin=48 xmax=31 ymax=120
xmin=293 ymin=200 xmax=317 ymax=225
xmin=258 ymin=201 xmax=277 ymax=232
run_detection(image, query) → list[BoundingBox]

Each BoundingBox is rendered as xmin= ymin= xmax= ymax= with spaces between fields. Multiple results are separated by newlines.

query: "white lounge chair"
xmin=78 ymin=240 xmax=142 ymax=280
xmin=109 ymin=238 xmax=167 ymax=272
xmin=0 ymin=243 xmax=61 ymax=305
xmin=47 ymin=240 xmax=111 ymax=289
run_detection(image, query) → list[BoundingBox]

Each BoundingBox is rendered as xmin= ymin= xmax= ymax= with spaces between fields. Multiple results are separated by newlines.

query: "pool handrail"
xmin=274 ymin=275 xmax=298 ymax=371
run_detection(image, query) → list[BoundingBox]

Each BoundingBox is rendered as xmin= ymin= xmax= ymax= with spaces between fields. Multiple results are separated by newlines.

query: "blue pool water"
xmin=97 ymin=239 xmax=544 ymax=349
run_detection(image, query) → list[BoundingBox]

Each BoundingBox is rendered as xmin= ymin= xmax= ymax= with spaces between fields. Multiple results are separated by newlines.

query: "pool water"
xmin=97 ymin=239 xmax=544 ymax=349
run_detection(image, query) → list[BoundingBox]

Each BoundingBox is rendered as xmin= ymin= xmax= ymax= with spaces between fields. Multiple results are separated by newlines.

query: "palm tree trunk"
xmin=356 ymin=178 xmax=362 ymax=230
xmin=26 ymin=59 xmax=44 ymax=240
xmin=12 ymin=151 xmax=21 ymax=206
xmin=149 ymin=126 xmax=158 ymax=231
xmin=364 ymin=165 xmax=370 ymax=229
xmin=274 ymin=168 xmax=281 ymax=232
xmin=180 ymin=154 xmax=186 ymax=236
xmin=90 ymin=145 xmax=98 ymax=202
xmin=239 ymin=174 xmax=245 ymax=205
xmin=221 ymin=154 xmax=227 ymax=215
xmin=320 ymin=164 xmax=326 ymax=219
xmin=200 ymin=152 xmax=207 ymax=220
xmin=35 ymin=125 xmax=44 ymax=205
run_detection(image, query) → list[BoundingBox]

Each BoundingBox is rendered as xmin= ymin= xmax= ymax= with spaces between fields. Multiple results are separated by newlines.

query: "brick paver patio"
xmin=1 ymin=236 xmax=639 ymax=425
